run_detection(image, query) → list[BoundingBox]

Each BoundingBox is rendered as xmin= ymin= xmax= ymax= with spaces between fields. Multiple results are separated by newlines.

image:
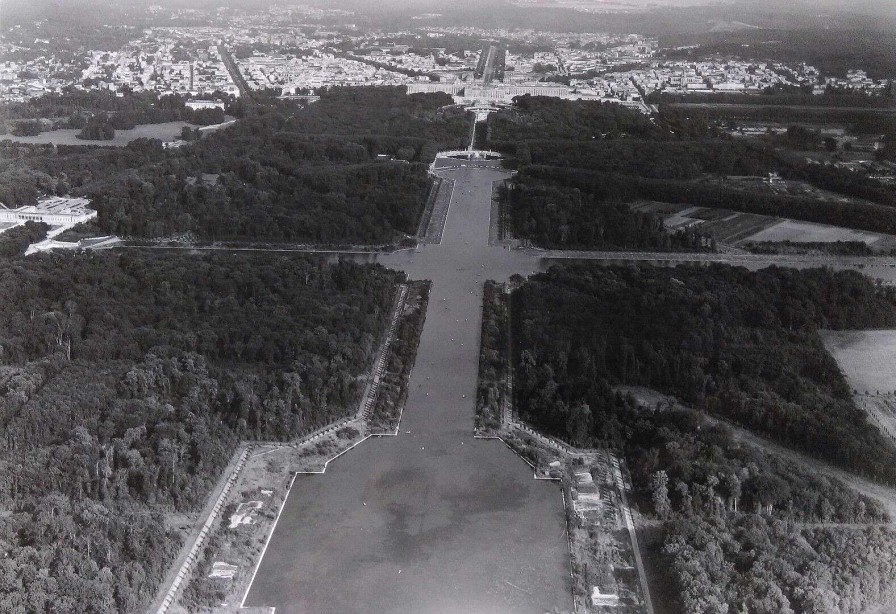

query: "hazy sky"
xmin=3 ymin=0 xmax=894 ymax=27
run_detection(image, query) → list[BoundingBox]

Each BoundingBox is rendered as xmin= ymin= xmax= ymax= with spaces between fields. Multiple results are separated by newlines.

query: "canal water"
xmin=243 ymin=161 xmax=573 ymax=614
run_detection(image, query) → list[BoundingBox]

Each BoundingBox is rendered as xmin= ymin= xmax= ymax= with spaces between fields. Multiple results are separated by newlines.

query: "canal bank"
xmin=242 ymin=159 xmax=573 ymax=614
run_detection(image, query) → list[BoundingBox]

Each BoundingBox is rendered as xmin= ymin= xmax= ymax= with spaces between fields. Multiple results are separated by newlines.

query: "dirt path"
xmin=147 ymin=443 xmax=251 ymax=614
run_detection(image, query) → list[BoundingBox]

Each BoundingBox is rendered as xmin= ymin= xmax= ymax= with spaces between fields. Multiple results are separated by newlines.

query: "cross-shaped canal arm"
xmin=368 ymin=157 xmax=896 ymax=286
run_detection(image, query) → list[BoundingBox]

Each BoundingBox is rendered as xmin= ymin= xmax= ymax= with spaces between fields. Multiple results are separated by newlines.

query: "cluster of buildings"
xmin=238 ymin=51 xmax=424 ymax=91
xmin=820 ymin=70 xmax=893 ymax=94
xmin=552 ymin=38 xmax=658 ymax=74
xmin=352 ymin=46 xmax=448 ymax=76
xmin=575 ymin=60 xmax=892 ymax=97
xmin=0 ymin=43 xmax=87 ymax=102
xmin=621 ymin=60 xmax=811 ymax=94
xmin=79 ymin=42 xmax=238 ymax=97
xmin=1 ymin=12 xmax=892 ymax=105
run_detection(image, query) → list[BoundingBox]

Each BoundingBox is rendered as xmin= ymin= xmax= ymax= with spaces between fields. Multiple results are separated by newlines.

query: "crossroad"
xmin=142 ymin=151 xmax=896 ymax=614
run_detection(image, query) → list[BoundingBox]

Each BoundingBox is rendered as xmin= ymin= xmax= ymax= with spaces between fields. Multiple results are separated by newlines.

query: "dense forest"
xmin=502 ymin=177 xmax=712 ymax=250
xmin=0 ymin=221 xmax=48 ymax=257
xmin=0 ymin=251 xmax=400 ymax=613
xmin=0 ymin=87 xmax=469 ymax=245
xmin=486 ymin=95 xmax=660 ymax=143
xmin=512 ymin=264 xmax=896 ymax=482
xmin=509 ymin=263 xmax=896 ymax=612
xmin=626 ymin=404 xmax=888 ymax=524
xmin=665 ymin=516 xmax=896 ymax=613
xmin=485 ymin=97 xmax=896 ymax=246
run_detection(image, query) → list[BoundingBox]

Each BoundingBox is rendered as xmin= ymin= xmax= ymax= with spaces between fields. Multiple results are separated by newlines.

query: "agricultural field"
xmin=822 ymin=329 xmax=896 ymax=395
xmin=632 ymin=200 xmax=896 ymax=250
xmin=746 ymin=219 xmax=896 ymax=248
xmin=823 ymin=329 xmax=896 ymax=446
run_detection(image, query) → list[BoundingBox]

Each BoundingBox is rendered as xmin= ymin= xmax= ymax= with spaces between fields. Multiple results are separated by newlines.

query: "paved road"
xmin=534 ymin=248 xmax=896 ymax=269
xmin=219 ymin=44 xmax=252 ymax=99
xmin=243 ymin=159 xmax=572 ymax=614
xmin=109 ymin=244 xmax=896 ymax=283
xmin=482 ymin=46 xmax=497 ymax=85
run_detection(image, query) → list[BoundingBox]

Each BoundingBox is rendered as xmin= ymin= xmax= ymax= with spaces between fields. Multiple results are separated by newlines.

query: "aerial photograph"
xmin=1 ymin=0 xmax=896 ymax=612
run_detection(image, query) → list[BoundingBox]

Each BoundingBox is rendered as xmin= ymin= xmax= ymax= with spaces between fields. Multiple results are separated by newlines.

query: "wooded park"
xmin=0 ymin=251 xmax=401 ymax=613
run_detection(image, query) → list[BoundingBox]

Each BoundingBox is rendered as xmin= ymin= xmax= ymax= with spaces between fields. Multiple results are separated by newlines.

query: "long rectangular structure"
xmin=465 ymin=84 xmax=571 ymax=101
xmin=0 ymin=196 xmax=97 ymax=226
xmin=406 ymin=82 xmax=570 ymax=101
xmin=406 ymin=82 xmax=466 ymax=95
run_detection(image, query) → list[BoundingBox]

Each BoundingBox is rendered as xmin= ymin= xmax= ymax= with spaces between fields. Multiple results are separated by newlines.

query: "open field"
xmin=1 ymin=121 xmax=195 ymax=146
xmin=823 ymin=330 xmax=896 ymax=446
xmin=823 ymin=330 xmax=896 ymax=395
xmin=635 ymin=199 xmax=896 ymax=250
xmin=696 ymin=211 xmax=779 ymax=243
xmin=747 ymin=219 xmax=896 ymax=248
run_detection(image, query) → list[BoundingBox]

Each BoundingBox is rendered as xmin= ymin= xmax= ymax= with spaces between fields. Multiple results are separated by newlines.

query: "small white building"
xmin=185 ymin=99 xmax=225 ymax=111
xmin=592 ymin=587 xmax=620 ymax=607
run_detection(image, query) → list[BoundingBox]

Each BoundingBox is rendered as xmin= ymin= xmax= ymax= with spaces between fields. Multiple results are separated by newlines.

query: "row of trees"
xmin=0 ymin=252 xmax=401 ymax=612
xmin=368 ymin=282 xmax=430 ymax=432
xmin=660 ymin=104 xmax=896 ymax=136
xmin=476 ymin=281 xmax=509 ymax=431
xmin=649 ymin=90 xmax=896 ymax=108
